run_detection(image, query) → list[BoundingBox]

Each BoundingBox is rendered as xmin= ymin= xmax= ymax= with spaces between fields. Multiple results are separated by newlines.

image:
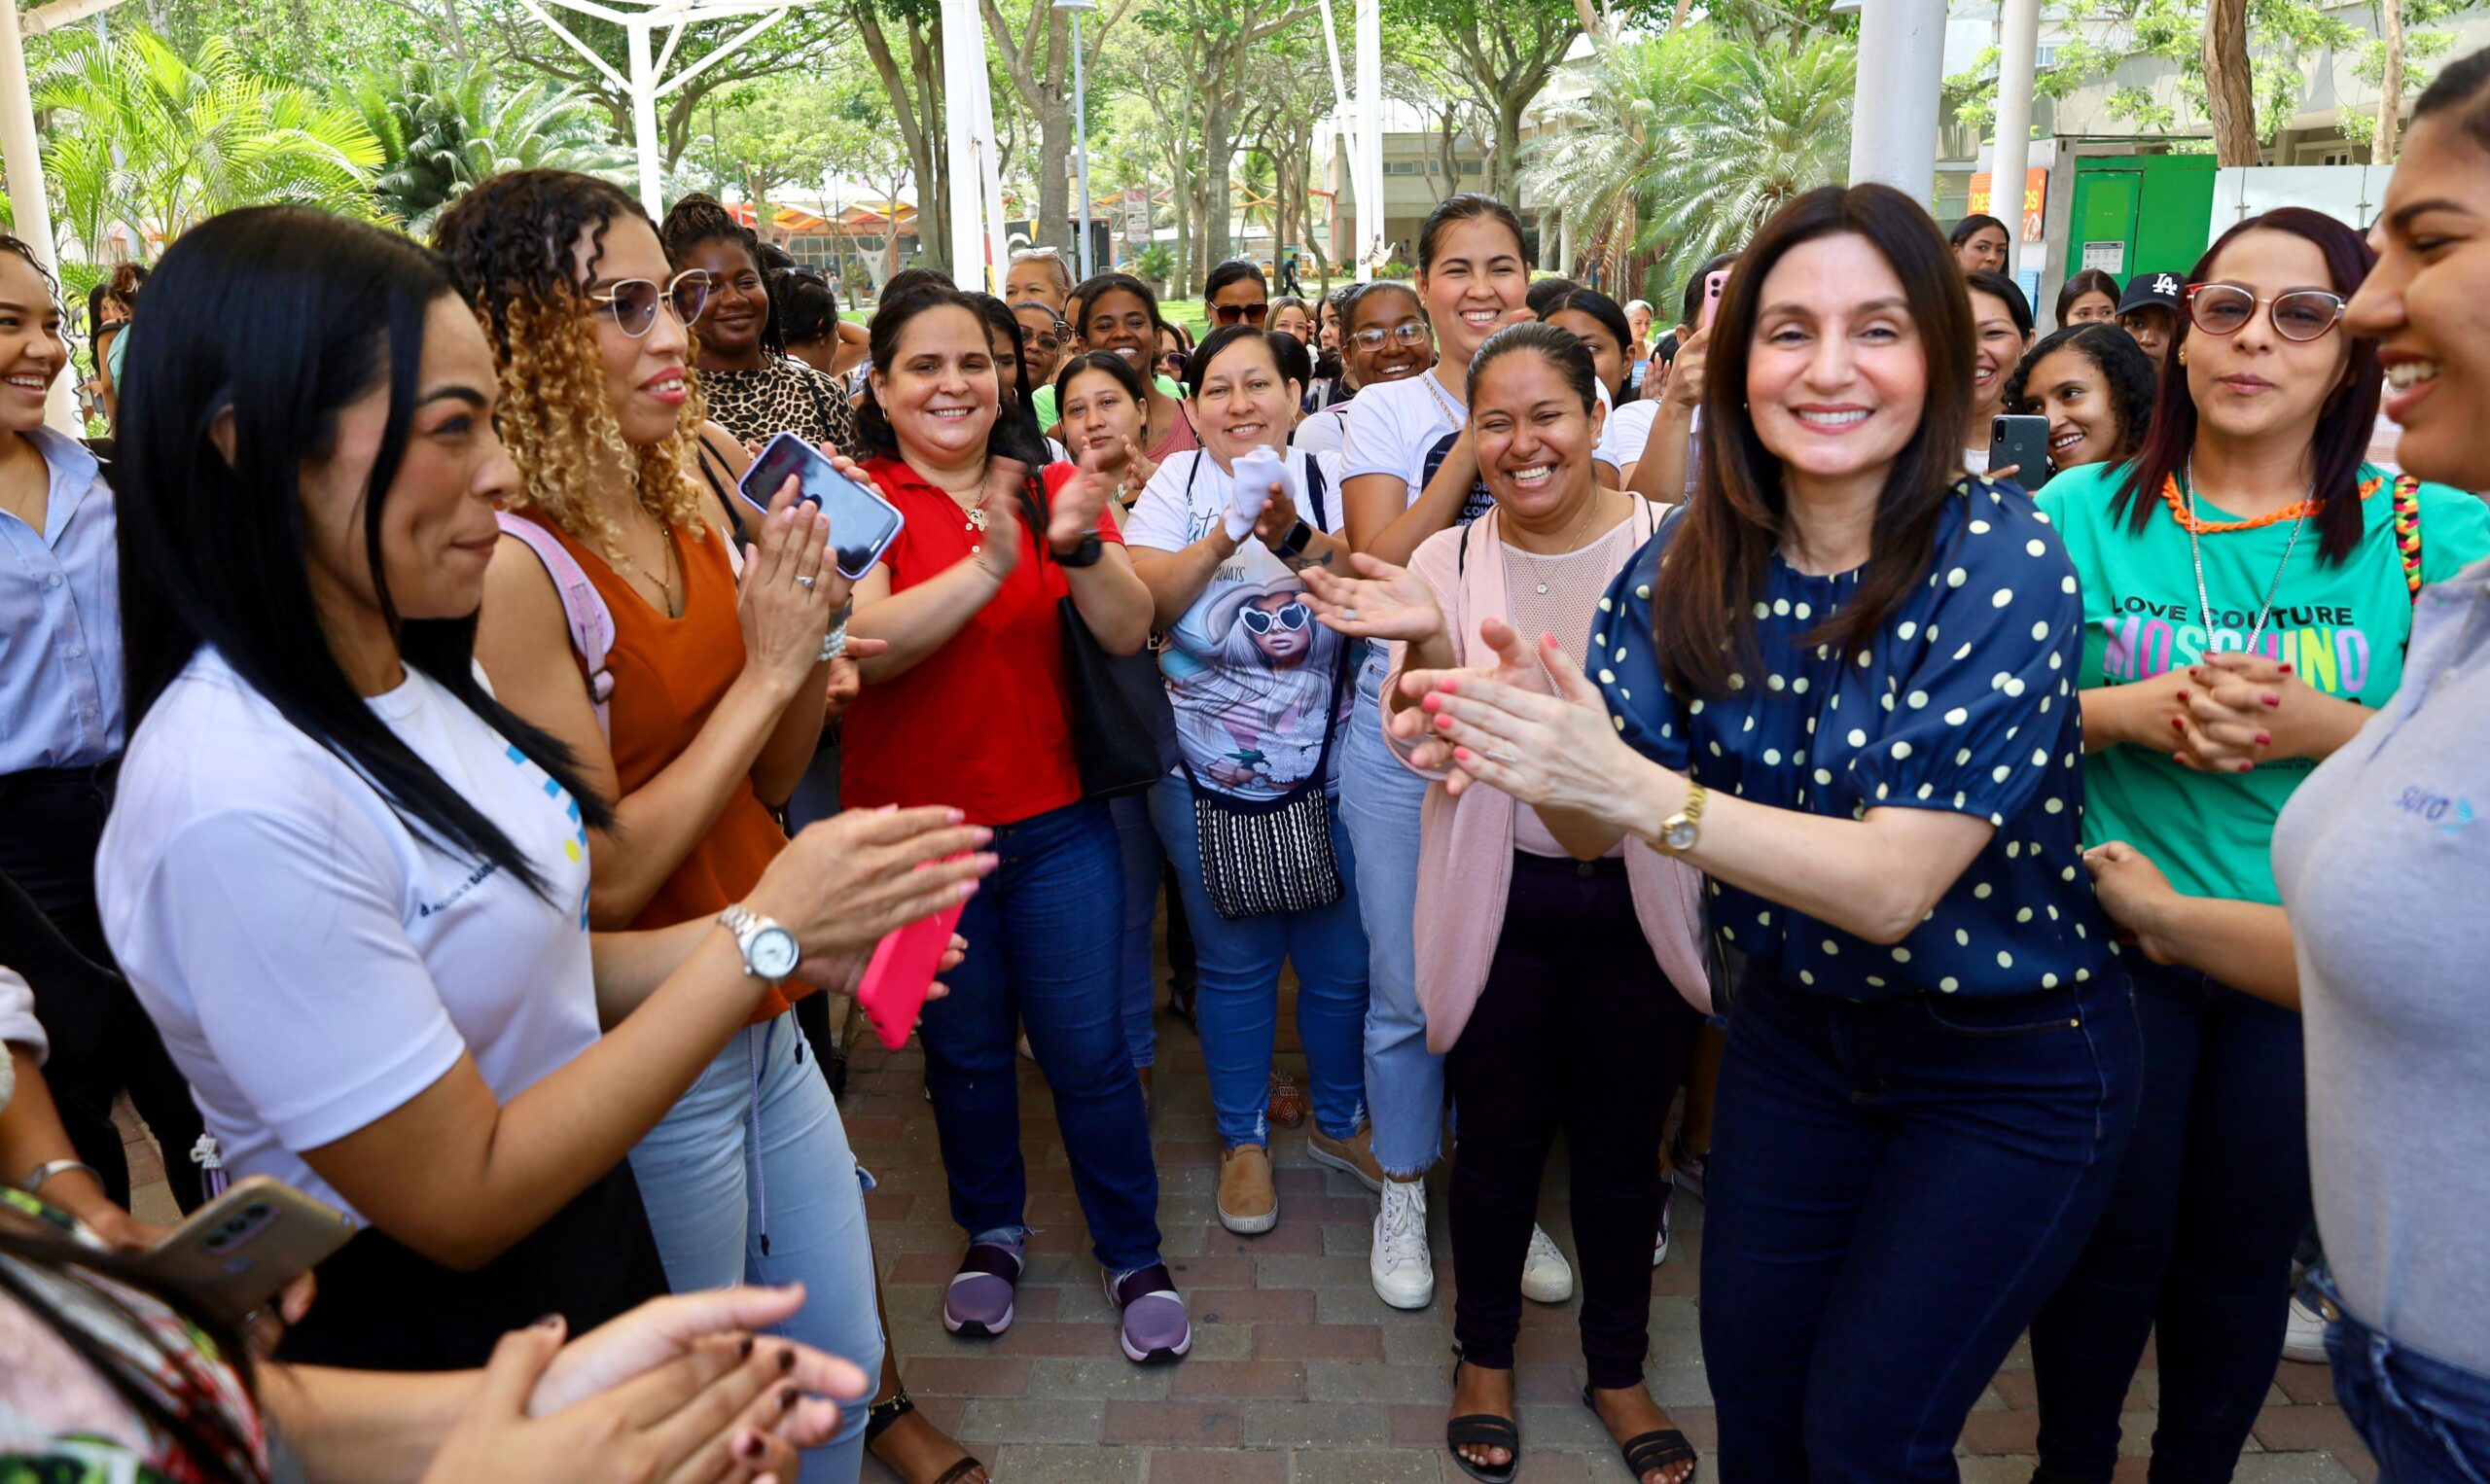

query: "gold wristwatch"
xmin=1658 ymin=781 xmax=1707 ymax=855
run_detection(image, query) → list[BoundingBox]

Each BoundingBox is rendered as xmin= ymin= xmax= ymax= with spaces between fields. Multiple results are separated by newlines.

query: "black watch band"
xmin=1279 ymin=518 xmax=1314 ymax=558
xmin=1053 ymin=532 xmax=1105 ymax=568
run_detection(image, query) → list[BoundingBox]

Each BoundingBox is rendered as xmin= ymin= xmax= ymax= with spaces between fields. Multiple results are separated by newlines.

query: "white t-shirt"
xmin=1340 ymin=373 xmax=1464 ymax=497
xmin=1124 ymin=447 xmax=1355 ymax=799
xmin=1293 ymin=404 xmax=1350 ymax=457
xmin=96 ymin=649 xmax=603 ymax=1222
xmin=1602 ymin=399 xmax=1661 ymax=469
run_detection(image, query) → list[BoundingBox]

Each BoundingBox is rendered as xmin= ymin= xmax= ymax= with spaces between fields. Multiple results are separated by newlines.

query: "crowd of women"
xmin=5 ymin=44 xmax=2490 ymax=1484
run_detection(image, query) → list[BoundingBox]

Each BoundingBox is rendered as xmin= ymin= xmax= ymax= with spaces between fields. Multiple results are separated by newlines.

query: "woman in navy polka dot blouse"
xmin=1394 ymin=185 xmax=2144 ymax=1481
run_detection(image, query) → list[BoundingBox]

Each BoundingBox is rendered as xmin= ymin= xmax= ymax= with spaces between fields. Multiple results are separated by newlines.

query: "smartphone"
xmin=1988 ymin=413 xmax=2053 ymax=488
xmin=136 ymin=1175 xmax=355 ymax=1323
xmin=1696 ymin=268 xmax=1730 ymax=333
xmin=736 ymin=431 xmax=907 ymax=580
xmin=856 ymin=893 xmax=970 ymax=1050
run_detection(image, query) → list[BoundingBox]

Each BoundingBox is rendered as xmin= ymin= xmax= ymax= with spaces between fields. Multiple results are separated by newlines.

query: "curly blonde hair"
xmin=434 ymin=168 xmax=712 ymax=562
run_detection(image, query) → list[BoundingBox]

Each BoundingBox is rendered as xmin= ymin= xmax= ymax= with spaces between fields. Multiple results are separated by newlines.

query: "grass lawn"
xmin=1158 ymin=297 xmax=1210 ymax=341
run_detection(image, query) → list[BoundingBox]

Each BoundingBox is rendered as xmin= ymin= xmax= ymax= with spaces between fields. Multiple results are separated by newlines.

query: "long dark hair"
xmin=1652 ymin=184 xmax=1974 ymax=698
xmin=2053 ymin=266 xmax=2120 ymax=326
xmin=0 ymin=1224 xmax=263 ymax=1484
xmin=1468 ymin=321 xmax=1598 ymax=413
xmin=1051 ymin=347 xmax=1147 ymax=411
xmin=970 ymin=291 xmax=1047 ymax=459
xmin=771 ymin=266 xmax=839 ymax=346
xmin=118 ymin=206 xmax=612 ymax=896
xmin=857 ymin=284 xmax=1047 ymax=516
xmin=2110 ymin=207 xmax=2380 ymax=565
xmin=1949 ymin=213 xmax=2009 ymax=250
xmin=1417 ymin=194 xmax=1526 ymax=275
xmin=2411 ymin=44 xmax=2490 ymax=147
xmin=1541 ymin=287 xmax=1635 ymax=401
xmin=2007 ymin=321 xmax=2157 ymax=462
xmin=1182 ymin=323 xmax=1294 ymax=397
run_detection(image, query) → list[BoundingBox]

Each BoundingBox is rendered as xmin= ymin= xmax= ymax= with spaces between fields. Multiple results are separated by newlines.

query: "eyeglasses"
xmin=1157 ymin=351 xmax=1191 ymax=375
xmin=1010 ymin=246 xmax=1063 ymax=263
xmin=2184 ymin=283 xmax=2346 ymax=343
xmin=1349 ymin=322 xmax=1431 ymax=352
xmin=587 ymin=269 xmax=713 ymax=338
xmin=1024 ymin=328 xmax=1065 ymax=351
xmin=1210 ymin=301 xmax=1269 ymax=326
xmin=1241 ymin=600 xmax=1310 ymax=635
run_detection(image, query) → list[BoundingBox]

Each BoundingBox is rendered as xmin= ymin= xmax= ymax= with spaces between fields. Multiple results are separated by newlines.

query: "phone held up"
xmin=1697 ymin=268 xmax=1729 ymax=334
xmin=735 ymin=432 xmax=907 ymax=580
xmin=1988 ymin=413 xmax=2053 ymax=490
xmin=136 ymin=1175 xmax=355 ymax=1323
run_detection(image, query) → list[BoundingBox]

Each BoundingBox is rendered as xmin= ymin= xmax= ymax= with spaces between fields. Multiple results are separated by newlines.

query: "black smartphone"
xmin=736 ymin=432 xmax=907 ymax=580
xmin=1988 ymin=413 xmax=2053 ymax=489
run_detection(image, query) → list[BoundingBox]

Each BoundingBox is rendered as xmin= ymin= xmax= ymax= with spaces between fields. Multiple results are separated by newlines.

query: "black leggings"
xmin=1444 ymin=853 xmax=1702 ymax=1389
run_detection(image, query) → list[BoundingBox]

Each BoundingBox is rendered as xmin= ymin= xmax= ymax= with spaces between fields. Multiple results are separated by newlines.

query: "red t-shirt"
xmin=840 ymin=458 xmax=1124 ymax=827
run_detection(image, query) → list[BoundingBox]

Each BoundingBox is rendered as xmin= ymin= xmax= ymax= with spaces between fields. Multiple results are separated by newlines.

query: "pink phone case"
xmin=1698 ymin=269 xmax=1729 ymax=332
xmin=857 ymin=898 xmax=968 ymax=1049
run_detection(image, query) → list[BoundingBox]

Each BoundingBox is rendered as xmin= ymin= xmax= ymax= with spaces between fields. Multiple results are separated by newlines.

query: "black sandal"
xmin=1581 ymin=1384 xmax=1699 ymax=1482
xmin=1446 ymin=1352 xmax=1520 ymax=1483
xmin=865 ymin=1389 xmax=988 ymax=1484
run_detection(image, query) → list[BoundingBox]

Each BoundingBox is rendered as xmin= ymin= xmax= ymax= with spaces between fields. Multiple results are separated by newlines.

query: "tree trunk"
xmin=2376 ymin=0 xmax=2405 ymax=164
xmin=1492 ymin=94 xmax=1525 ymax=202
xmin=2201 ymin=0 xmax=2259 ymax=165
xmin=1200 ymin=92 xmax=1236 ymax=270
xmin=850 ymin=0 xmax=949 ymax=272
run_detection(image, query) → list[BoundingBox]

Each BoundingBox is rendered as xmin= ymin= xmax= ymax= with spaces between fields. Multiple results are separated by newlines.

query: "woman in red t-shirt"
xmin=843 ymin=285 xmax=1191 ymax=1366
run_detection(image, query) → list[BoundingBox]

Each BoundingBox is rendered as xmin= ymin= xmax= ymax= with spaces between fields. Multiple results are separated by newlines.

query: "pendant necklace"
xmin=2184 ymin=456 xmax=2308 ymax=656
xmin=1511 ymin=488 xmax=1603 ymax=596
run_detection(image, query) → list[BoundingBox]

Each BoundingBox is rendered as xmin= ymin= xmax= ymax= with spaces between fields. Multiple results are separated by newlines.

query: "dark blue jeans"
xmin=1699 ymin=968 xmax=2140 ymax=1482
xmin=2314 ymin=1268 xmax=2490 ymax=1484
xmin=2029 ymin=961 xmax=2311 ymax=1484
xmin=916 ymin=798 xmax=1162 ymax=1273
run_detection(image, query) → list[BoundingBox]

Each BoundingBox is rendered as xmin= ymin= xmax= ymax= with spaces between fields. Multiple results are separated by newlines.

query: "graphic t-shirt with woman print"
xmin=1123 ymin=446 xmax=1356 ymax=801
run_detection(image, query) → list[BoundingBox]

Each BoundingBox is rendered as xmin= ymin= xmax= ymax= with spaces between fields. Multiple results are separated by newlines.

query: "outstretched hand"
xmin=1403 ymin=626 xmax=1654 ymax=831
xmin=1386 ymin=619 xmax=1561 ymax=783
xmin=1301 ymin=551 xmax=1443 ymax=645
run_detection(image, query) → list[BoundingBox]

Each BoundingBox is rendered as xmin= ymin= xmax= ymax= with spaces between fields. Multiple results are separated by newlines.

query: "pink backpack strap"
xmin=494 ymin=512 xmax=616 ymax=737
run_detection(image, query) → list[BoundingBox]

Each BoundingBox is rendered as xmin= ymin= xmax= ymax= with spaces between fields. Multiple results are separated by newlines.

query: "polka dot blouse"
xmin=1592 ymin=477 xmax=2118 ymax=1001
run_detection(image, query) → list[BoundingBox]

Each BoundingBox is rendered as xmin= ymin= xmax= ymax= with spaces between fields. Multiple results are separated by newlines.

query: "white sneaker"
xmin=1371 ymin=1180 xmax=1435 ymax=1310
xmin=2282 ymin=1294 xmax=2330 ymax=1364
xmin=1522 ymin=1223 xmax=1575 ymax=1303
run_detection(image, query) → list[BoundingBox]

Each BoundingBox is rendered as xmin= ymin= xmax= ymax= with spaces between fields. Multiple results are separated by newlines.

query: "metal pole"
xmin=0 ymin=0 xmax=77 ymax=432
xmin=1988 ymin=0 xmax=2041 ymax=282
xmin=940 ymin=0 xmax=985 ymax=282
xmin=1846 ymin=0 xmax=1946 ymax=202
xmin=627 ymin=18 xmax=665 ymax=215
xmin=1071 ymin=10 xmax=1093 ymax=280
xmin=1353 ymin=0 xmax=1380 ymax=280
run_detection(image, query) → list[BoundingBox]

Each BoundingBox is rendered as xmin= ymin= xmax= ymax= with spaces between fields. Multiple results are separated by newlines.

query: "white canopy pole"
xmin=970 ymin=40 xmax=1007 ymax=293
xmin=1988 ymin=0 xmax=2041 ymax=280
xmin=938 ymin=0 xmax=985 ymax=286
xmin=625 ymin=18 xmax=664 ymax=213
xmin=0 ymin=0 xmax=78 ymax=432
xmin=1353 ymin=0 xmax=1381 ymax=278
xmin=1847 ymin=0 xmax=1946 ymax=201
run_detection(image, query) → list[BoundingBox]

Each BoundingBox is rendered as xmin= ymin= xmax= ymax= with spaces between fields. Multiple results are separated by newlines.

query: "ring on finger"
xmin=795 ymin=575 xmax=817 ymax=589
xmin=1340 ymin=608 xmax=1359 ymax=620
xmin=1483 ymin=747 xmax=1518 ymax=764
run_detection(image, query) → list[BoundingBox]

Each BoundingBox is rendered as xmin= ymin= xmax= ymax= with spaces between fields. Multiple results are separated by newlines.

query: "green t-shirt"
xmin=2040 ymin=460 xmax=2490 ymax=903
xmin=1033 ymin=372 xmax=1185 ymax=435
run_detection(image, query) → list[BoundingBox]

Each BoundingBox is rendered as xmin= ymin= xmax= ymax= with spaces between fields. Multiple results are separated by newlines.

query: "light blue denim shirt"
xmin=0 ymin=426 xmax=121 ymax=771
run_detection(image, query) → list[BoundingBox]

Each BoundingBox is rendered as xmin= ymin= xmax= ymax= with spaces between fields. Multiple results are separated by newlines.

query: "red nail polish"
xmin=739 ymin=1434 xmax=766 ymax=1461
xmin=2279 ymin=663 xmax=2294 ymax=674
xmin=2260 ymin=694 xmax=2281 ymax=708
xmin=2237 ymin=761 xmax=2255 ymax=773
xmin=2176 ymin=689 xmax=2189 ymax=702
xmin=2170 ymin=717 xmax=2185 ymax=730
xmin=2254 ymin=732 xmax=2271 ymax=746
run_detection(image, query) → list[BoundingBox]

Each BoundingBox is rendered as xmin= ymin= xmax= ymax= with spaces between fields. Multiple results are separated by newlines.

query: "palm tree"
xmin=1526 ymin=24 xmax=1855 ymax=301
xmin=349 ymin=59 xmax=630 ymax=233
xmin=35 ymin=28 xmax=384 ymax=258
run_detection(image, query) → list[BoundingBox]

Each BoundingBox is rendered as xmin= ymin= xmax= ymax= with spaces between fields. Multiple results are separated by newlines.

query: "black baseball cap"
xmin=2116 ymin=270 xmax=2186 ymax=317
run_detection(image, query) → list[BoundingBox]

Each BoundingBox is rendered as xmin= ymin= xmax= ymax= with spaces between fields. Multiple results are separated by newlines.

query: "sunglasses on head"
xmin=1350 ymin=322 xmax=1431 ymax=352
xmin=2183 ymin=283 xmax=2346 ymax=343
xmin=587 ymin=269 xmax=713 ymax=339
xmin=1241 ymin=600 xmax=1310 ymax=634
xmin=1211 ymin=301 xmax=1270 ymax=326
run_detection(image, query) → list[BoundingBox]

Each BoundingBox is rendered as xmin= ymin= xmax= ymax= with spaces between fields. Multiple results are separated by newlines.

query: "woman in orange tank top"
xmin=450 ymin=169 xmax=919 ymax=1484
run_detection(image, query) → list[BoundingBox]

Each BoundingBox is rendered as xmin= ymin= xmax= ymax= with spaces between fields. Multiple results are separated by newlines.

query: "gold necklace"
xmin=612 ymin=521 xmax=681 ymax=617
xmin=1508 ymin=488 xmax=1605 ymax=595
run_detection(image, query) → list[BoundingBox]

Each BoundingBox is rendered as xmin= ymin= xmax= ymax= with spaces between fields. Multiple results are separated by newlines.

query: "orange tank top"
xmin=516 ymin=510 xmax=804 ymax=1022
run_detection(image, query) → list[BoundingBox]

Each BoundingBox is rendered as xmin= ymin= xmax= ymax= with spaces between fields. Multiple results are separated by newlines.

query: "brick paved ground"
xmin=113 ymin=991 xmax=2376 ymax=1484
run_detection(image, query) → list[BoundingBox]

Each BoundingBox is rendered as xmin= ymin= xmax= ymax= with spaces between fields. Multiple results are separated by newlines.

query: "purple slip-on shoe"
xmin=1105 ymin=1261 xmax=1191 ymax=1364
xmin=943 ymin=1239 xmax=1025 ymax=1337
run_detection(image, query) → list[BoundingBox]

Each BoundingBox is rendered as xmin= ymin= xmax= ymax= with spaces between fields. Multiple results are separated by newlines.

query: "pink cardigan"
xmin=1384 ymin=505 xmax=1712 ymax=1053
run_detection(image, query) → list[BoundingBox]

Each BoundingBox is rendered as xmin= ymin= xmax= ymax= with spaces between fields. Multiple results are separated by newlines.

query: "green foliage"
xmin=35 ymin=27 xmax=384 ymax=263
xmin=2338 ymin=0 xmax=2468 ymax=146
xmin=1524 ymin=23 xmax=1853 ymax=300
xmin=348 ymin=59 xmax=627 ymax=232
xmin=1131 ymin=242 xmax=1175 ymax=284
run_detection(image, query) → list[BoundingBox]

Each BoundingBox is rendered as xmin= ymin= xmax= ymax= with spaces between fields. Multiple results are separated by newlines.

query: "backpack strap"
xmin=2392 ymin=474 xmax=2424 ymax=603
xmin=1301 ymin=454 xmax=1332 ymax=533
xmin=494 ymin=512 xmax=616 ymax=738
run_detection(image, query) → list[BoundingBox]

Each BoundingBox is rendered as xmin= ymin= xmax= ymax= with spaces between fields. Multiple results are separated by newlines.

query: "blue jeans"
xmin=1109 ymin=791 xmax=1161 ymax=1070
xmin=2316 ymin=1268 xmax=2490 ymax=1484
xmin=2030 ymin=961 xmax=2312 ymax=1483
xmin=917 ymin=798 xmax=1162 ymax=1272
xmin=1339 ymin=688 xmax=1439 ymax=1179
xmin=1700 ymin=969 xmax=2141 ymax=1482
xmin=630 ymin=1012 xmax=883 ymax=1483
xmin=1148 ymin=770 xmax=1369 ymax=1148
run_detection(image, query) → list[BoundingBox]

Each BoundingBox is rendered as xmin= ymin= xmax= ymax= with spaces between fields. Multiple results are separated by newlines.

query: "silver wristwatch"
xmin=718 ymin=903 xmax=801 ymax=983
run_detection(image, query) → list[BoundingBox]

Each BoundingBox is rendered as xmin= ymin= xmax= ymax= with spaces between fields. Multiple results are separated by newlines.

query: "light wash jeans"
xmin=631 ymin=1010 xmax=883 ymax=1483
xmin=1148 ymin=770 xmax=1369 ymax=1148
xmin=1109 ymin=791 xmax=1162 ymax=1070
xmin=1339 ymin=683 xmax=1441 ymax=1180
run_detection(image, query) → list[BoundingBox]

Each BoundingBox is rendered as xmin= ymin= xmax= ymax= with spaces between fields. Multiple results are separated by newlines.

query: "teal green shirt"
xmin=1033 ymin=373 xmax=1185 ymax=434
xmin=2040 ymin=460 xmax=2490 ymax=903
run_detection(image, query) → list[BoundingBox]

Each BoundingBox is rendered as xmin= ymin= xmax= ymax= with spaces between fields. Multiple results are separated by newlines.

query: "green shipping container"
xmin=2065 ymin=154 xmax=2218 ymax=288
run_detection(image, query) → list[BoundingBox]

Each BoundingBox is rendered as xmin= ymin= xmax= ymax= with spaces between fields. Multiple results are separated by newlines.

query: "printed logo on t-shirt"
xmin=1422 ymin=430 xmax=1497 ymax=527
xmin=2393 ymin=786 xmax=2476 ymax=835
xmin=2097 ymin=596 xmax=2375 ymax=697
